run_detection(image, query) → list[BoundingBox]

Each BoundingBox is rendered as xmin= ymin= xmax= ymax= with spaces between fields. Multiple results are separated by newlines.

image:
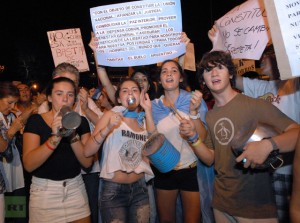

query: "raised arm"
xmin=178 ymin=32 xmax=191 ymax=68
xmin=83 ymin=110 xmax=121 ymax=157
xmin=189 ymin=90 xmax=207 ymax=141
xmin=140 ymin=90 xmax=156 ymax=134
xmin=23 ymin=114 xmax=63 ymax=172
xmin=89 ymin=32 xmax=117 ymax=104
xmin=78 ymin=87 xmax=103 ymax=125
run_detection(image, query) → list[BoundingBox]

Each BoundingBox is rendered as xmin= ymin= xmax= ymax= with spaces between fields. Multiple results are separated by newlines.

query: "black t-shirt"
xmin=24 ymin=114 xmax=90 ymax=180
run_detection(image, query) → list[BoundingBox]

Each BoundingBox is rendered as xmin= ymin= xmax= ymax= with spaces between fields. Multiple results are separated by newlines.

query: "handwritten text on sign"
xmin=272 ymin=0 xmax=300 ymax=76
xmin=47 ymin=28 xmax=89 ymax=72
xmin=90 ymin=0 xmax=185 ymax=67
xmin=213 ymin=0 xmax=271 ymax=60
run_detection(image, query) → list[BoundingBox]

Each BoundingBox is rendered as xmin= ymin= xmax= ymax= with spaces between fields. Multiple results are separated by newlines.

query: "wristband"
xmin=49 ymin=137 xmax=60 ymax=147
xmin=45 ymin=140 xmax=55 ymax=151
xmin=188 ymin=133 xmax=199 ymax=143
xmin=266 ymin=138 xmax=279 ymax=151
xmin=189 ymin=113 xmax=200 ymax=120
xmin=192 ymin=138 xmax=202 ymax=147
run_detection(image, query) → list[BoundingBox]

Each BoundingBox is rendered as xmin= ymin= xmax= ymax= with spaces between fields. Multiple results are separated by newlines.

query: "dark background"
xmin=0 ymin=0 xmax=245 ymax=91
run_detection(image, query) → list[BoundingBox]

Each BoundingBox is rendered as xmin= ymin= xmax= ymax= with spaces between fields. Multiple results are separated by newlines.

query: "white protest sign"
xmin=90 ymin=0 xmax=185 ymax=67
xmin=213 ymin=0 xmax=271 ymax=60
xmin=47 ymin=28 xmax=89 ymax=72
xmin=264 ymin=0 xmax=300 ymax=79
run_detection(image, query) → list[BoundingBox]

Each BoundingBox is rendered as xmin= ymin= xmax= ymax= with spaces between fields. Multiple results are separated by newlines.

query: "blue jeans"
xmin=99 ymin=178 xmax=150 ymax=223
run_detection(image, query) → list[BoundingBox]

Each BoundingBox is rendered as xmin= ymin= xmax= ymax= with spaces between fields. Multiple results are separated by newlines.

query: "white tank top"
xmin=100 ymin=121 xmax=154 ymax=182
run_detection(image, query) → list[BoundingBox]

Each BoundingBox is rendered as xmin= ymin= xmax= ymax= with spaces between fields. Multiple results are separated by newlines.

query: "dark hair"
xmin=114 ymin=78 xmax=141 ymax=105
xmin=46 ymin=77 xmax=77 ymax=109
xmin=197 ymin=50 xmax=236 ymax=87
xmin=242 ymin=71 xmax=260 ymax=79
xmin=52 ymin=62 xmax=80 ymax=85
xmin=0 ymin=82 xmax=20 ymax=99
xmin=157 ymin=59 xmax=188 ymax=96
xmin=131 ymin=68 xmax=157 ymax=100
xmin=261 ymin=44 xmax=280 ymax=80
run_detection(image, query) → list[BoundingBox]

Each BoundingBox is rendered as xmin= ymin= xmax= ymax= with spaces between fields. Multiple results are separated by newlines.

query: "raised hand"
xmin=88 ymin=31 xmax=97 ymax=52
xmin=189 ymin=90 xmax=203 ymax=114
xmin=179 ymin=118 xmax=196 ymax=139
xmin=108 ymin=112 xmax=122 ymax=130
xmin=79 ymin=87 xmax=89 ymax=111
xmin=180 ymin=32 xmax=190 ymax=46
xmin=51 ymin=110 xmax=63 ymax=136
xmin=208 ymin=24 xmax=219 ymax=46
xmin=139 ymin=89 xmax=151 ymax=113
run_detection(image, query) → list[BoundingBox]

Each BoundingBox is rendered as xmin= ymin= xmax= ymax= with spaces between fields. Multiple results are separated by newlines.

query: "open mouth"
xmin=165 ymin=77 xmax=174 ymax=83
xmin=212 ymin=79 xmax=221 ymax=84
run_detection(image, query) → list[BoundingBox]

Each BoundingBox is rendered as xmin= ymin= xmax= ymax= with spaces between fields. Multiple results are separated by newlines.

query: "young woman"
xmin=151 ymin=59 xmax=208 ymax=223
xmin=23 ymin=77 xmax=93 ymax=223
xmin=84 ymin=78 xmax=155 ymax=223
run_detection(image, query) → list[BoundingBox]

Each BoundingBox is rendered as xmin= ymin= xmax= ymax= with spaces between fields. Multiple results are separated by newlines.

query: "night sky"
xmin=0 ymin=0 xmax=245 ymax=90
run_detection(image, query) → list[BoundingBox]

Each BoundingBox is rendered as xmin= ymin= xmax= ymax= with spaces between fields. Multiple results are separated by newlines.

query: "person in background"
xmin=151 ymin=59 xmax=208 ymax=223
xmin=90 ymin=87 xmax=113 ymax=112
xmin=11 ymin=82 xmax=38 ymax=222
xmin=14 ymin=83 xmax=38 ymax=117
xmin=208 ymin=24 xmax=300 ymax=223
xmin=34 ymin=90 xmax=47 ymax=107
xmin=38 ymin=62 xmax=103 ymax=223
xmin=0 ymin=82 xmax=24 ymax=223
xmin=83 ymin=78 xmax=156 ymax=223
xmin=290 ymin=130 xmax=300 ymax=223
xmin=131 ymin=68 xmax=158 ymax=100
xmin=23 ymin=77 xmax=93 ymax=223
xmin=195 ymin=50 xmax=299 ymax=222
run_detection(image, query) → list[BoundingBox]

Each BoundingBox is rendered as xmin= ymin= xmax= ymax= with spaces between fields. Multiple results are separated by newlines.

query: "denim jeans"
xmin=99 ymin=178 xmax=150 ymax=223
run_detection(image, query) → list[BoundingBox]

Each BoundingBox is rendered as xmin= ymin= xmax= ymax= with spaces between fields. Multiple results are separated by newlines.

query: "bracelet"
xmin=189 ymin=113 xmax=200 ymax=120
xmin=92 ymin=135 xmax=101 ymax=145
xmin=49 ymin=136 xmax=60 ymax=147
xmin=192 ymin=138 xmax=202 ymax=147
xmin=266 ymin=138 xmax=279 ymax=151
xmin=45 ymin=140 xmax=55 ymax=151
xmin=188 ymin=133 xmax=199 ymax=143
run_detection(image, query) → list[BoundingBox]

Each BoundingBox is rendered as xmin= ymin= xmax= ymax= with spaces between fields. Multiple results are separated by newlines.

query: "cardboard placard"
xmin=264 ymin=0 xmax=300 ymax=79
xmin=47 ymin=28 xmax=89 ymax=72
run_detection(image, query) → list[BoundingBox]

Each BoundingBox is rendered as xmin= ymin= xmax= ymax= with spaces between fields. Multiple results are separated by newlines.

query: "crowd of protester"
xmin=0 ymin=17 xmax=299 ymax=223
